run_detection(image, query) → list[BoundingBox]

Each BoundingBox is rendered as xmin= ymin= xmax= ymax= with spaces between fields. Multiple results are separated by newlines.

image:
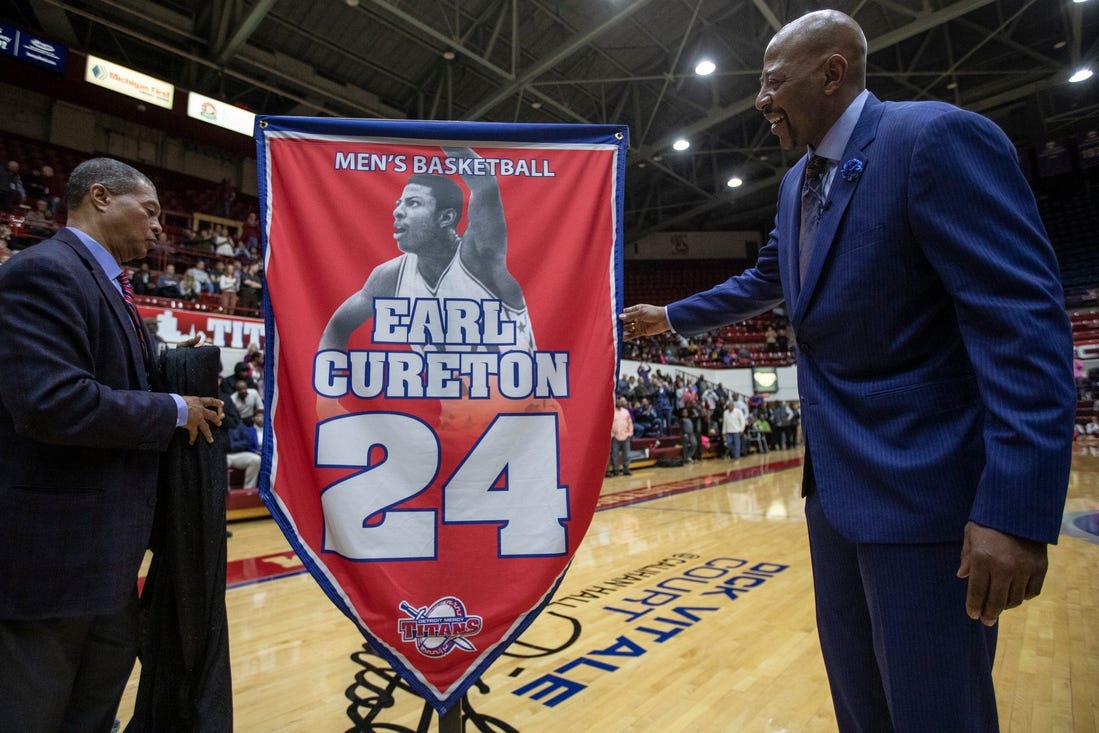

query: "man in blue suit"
xmin=0 ymin=158 xmax=225 ymax=732
xmin=622 ymin=10 xmax=1074 ymax=732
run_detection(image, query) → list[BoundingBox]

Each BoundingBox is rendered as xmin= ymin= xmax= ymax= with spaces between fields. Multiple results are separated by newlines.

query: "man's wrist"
xmin=171 ymin=394 xmax=187 ymax=427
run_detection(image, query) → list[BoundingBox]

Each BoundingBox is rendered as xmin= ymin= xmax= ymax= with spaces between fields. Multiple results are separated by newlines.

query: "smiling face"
xmin=755 ymin=35 xmax=833 ymax=151
xmin=755 ymin=11 xmax=866 ymax=152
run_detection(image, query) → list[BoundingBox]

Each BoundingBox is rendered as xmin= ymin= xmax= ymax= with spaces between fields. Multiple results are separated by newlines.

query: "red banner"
xmin=256 ymin=118 xmax=626 ymax=711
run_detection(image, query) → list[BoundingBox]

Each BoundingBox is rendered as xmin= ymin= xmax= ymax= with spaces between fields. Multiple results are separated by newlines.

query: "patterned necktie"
xmin=799 ymin=155 xmax=830 ymax=282
xmin=116 ymin=270 xmax=147 ymax=353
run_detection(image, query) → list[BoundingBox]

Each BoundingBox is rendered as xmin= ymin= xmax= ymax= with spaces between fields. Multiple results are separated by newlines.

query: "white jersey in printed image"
xmin=393 ymin=244 xmax=536 ymax=356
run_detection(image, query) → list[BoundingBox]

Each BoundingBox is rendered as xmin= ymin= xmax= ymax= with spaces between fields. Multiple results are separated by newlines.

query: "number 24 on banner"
xmin=317 ymin=412 xmax=569 ymax=562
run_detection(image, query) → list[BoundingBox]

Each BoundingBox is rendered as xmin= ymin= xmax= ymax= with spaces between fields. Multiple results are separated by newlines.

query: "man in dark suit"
xmin=0 ymin=158 xmax=224 ymax=732
xmin=621 ymin=10 xmax=1074 ymax=732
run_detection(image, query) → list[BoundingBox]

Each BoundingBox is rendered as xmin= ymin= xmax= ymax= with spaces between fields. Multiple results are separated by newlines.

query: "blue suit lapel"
xmin=780 ymin=162 xmax=806 ymax=306
xmin=792 ymin=93 xmax=885 ymax=322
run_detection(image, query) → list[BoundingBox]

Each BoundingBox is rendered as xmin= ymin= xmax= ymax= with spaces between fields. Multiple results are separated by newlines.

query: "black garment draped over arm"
xmin=127 ymin=346 xmax=233 ymax=733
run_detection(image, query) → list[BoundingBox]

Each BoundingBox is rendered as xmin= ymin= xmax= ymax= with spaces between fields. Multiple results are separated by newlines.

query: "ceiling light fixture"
xmin=726 ymin=176 xmax=743 ymax=188
xmin=672 ymin=139 xmax=690 ymax=151
xmin=1069 ymin=67 xmax=1094 ymax=83
xmin=694 ymin=59 xmax=716 ymax=76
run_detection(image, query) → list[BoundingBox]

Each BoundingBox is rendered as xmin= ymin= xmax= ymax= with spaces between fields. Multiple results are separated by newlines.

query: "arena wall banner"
xmin=255 ymin=117 xmax=627 ymax=713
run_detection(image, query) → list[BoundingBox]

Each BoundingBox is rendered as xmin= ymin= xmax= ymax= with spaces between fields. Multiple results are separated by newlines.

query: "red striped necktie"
xmin=116 ymin=270 xmax=147 ymax=352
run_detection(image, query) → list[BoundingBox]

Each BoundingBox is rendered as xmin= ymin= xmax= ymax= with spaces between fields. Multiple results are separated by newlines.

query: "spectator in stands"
xmin=633 ymin=397 xmax=657 ymax=438
xmin=637 ymin=360 xmax=652 ymax=387
xmin=231 ymin=378 xmax=262 ymax=427
xmin=221 ymin=362 xmax=258 ymax=399
xmin=23 ymin=198 xmax=54 ymax=238
xmin=777 ymin=325 xmax=790 ymax=353
xmin=178 ymin=227 xmax=197 ymax=248
xmin=242 ymin=211 xmax=260 ymax=249
xmin=178 ymin=271 xmax=201 ymax=301
xmin=155 ymin=263 xmax=182 ymax=298
xmin=700 ymin=381 xmax=719 ymax=435
xmin=753 ymin=410 xmax=774 ymax=449
xmin=252 ymin=409 xmax=265 ymax=450
xmin=190 ymin=227 xmax=215 ymax=253
xmin=25 ymin=165 xmax=62 ymax=214
xmin=24 ymin=167 xmax=46 ymax=203
xmin=652 ymin=377 xmax=674 ymax=436
xmin=213 ymin=224 xmax=233 ymax=256
xmin=620 ymin=10 xmax=1074 ymax=731
xmin=187 ymin=259 xmax=213 ymax=293
xmin=131 ymin=261 xmax=153 ymax=295
xmin=770 ymin=400 xmax=795 ymax=449
xmin=215 ymin=237 xmax=235 ymax=259
xmin=219 ymin=262 xmax=239 ymax=313
xmin=679 ymin=407 xmax=696 ymax=464
xmin=723 ymin=400 xmax=746 ymax=459
xmin=224 ymin=399 xmax=261 ymax=490
xmin=0 ymin=223 xmax=13 ymax=266
xmin=233 ymin=237 xmax=251 ymax=262
xmin=609 ymin=396 xmax=634 ymax=477
xmin=243 ymin=341 xmax=262 ymax=366
xmin=238 ymin=262 xmax=263 ymax=313
xmin=0 ymin=160 xmax=25 ymax=213
xmin=247 ymin=349 xmax=265 ymax=396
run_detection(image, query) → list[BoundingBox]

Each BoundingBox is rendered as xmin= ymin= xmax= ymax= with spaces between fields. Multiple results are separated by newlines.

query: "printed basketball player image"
xmin=314 ymin=145 xmax=569 ymax=434
xmin=318 ymin=145 xmax=536 ymax=358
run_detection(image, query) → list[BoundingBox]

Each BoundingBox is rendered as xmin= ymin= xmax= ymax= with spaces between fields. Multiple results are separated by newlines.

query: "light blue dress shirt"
xmin=67 ymin=226 xmax=188 ymax=427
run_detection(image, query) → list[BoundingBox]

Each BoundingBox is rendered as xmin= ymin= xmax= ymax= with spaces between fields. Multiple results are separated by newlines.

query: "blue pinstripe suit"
xmin=668 ymin=93 xmax=1074 ymax=730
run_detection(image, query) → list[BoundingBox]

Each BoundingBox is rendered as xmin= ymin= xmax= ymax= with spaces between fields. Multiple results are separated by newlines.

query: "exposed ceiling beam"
xmin=215 ymin=0 xmax=277 ymax=67
xmin=462 ymin=0 xmax=660 ymax=120
xmin=637 ymin=0 xmax=1000 ymax=160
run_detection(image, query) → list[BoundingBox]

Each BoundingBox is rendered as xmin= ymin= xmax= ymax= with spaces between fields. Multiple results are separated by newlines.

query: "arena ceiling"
xmin=7 ymin=0 xmax=1098 ymax=240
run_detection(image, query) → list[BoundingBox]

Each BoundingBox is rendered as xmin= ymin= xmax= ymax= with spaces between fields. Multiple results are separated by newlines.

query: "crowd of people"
xmin=221 ymin=349 xmax=266 ymax=491
xmin=621 ymin=313 xmax=797 ymax=369
xmin=611 ymin=363 xmax=801 ymax=471
xmin=1 ymin=153 xmax=264 ymax=316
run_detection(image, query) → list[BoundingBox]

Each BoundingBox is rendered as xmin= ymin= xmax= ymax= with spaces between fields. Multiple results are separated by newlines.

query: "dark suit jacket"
xmin=668 ymin=93 xmax=1075 ymax=545
xmin=0 ymin=228 xmax=178 ymax=619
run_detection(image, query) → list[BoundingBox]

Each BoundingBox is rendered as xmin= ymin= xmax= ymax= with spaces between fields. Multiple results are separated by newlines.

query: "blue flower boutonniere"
xmin=841 ymin=158 xmax=863 ymax=183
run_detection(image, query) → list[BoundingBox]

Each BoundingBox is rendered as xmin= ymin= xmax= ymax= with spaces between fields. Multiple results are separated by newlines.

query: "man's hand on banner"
xmin=620 ymin=304 xmax=672 ymax=342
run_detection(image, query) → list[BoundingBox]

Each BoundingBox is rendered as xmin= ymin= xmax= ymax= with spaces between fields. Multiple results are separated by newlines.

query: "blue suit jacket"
xmin=0 ymin=228 xmax=178 ymax=618
xmin=668 ymin=93 xmax=1074 ymax=545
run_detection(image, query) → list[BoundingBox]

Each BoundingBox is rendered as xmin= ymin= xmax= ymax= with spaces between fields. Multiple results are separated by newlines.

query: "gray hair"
xmin=65 ymin=158 xmax=154 ymax=210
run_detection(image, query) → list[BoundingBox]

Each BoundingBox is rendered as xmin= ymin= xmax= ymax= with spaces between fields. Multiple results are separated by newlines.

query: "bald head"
xmin=772 ymin=10 xmax=867 ymax=93
xmin=756 ymin=10 xmax=868 ymax=150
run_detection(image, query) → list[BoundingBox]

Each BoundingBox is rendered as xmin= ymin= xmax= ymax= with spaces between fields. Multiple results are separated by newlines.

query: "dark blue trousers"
xmin=805 ymin=491 xmax=999 ymax=732
xmin=0 ymin=593 xmax=139 ymax=733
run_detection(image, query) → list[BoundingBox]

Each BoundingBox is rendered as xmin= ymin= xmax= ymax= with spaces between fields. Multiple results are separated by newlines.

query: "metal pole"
xmin=439 ymin=701 xmax=462 ymax=733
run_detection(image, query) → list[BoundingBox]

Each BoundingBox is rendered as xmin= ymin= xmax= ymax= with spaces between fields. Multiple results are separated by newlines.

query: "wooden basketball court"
xmin=117 ymin=444 xmax=1099 ymax=731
